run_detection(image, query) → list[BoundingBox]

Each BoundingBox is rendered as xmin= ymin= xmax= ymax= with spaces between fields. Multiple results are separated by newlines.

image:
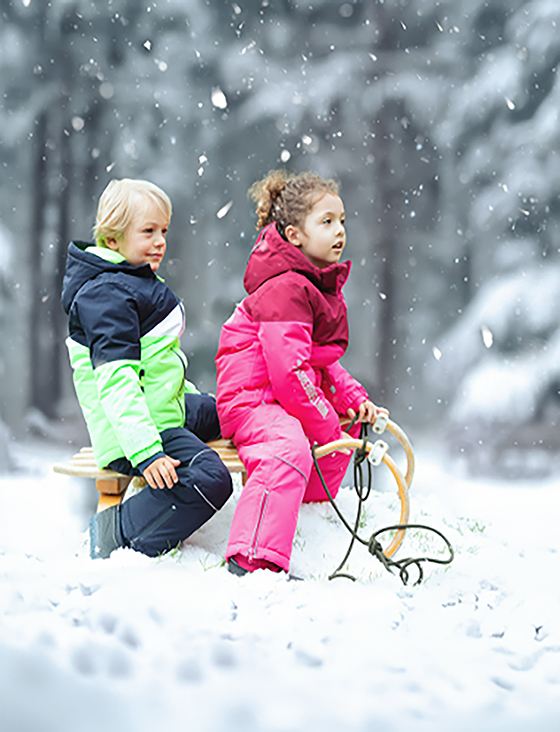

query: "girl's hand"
xmin=143 ymin=455 xmax=181 ymax=489
xmin=347 ymin=400 xmax=388 ymax=426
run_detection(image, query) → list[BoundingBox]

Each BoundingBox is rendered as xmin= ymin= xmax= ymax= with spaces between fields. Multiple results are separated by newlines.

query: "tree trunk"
xmin=29 ymin=110 xmax=50 ymax=416
xmin=373 ymin=105 xmax=400 ymax=403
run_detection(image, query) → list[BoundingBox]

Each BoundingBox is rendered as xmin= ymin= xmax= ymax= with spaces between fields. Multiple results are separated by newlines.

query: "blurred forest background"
xmin=2 ymin=0 xmax=560 ymax=477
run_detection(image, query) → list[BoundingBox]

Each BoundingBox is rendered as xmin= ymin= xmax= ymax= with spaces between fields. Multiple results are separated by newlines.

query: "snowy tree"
xmin=424 ymin=1 xmax=560 ymax=474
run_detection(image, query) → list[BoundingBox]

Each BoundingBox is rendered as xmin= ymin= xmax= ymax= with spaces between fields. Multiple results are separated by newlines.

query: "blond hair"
xmin=93 ymin=179 xmax=172 ymax=246
xmin=248 ymin=169 xmax=340 ymax=237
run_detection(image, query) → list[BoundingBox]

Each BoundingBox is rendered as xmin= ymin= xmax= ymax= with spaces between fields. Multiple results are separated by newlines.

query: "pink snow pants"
xmin=226 ymin=402 xmax=358 ymax=572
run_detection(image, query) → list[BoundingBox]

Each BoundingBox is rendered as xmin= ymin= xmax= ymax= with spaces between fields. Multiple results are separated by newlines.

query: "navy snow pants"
xmin=108 ymin=393 xmax=233 ymax=557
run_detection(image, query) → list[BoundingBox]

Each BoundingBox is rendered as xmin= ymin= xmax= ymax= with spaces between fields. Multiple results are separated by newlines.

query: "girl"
xmin=215 ymin=170 xmax=386 ymax=575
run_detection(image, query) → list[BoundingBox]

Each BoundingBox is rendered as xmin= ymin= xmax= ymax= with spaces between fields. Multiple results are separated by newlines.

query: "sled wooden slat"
xmin=53 ymin=439 xmax=246 ymax=512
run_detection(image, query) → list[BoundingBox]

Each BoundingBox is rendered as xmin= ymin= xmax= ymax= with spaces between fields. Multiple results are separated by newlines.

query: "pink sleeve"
xmin=258 ymin=319 xmax=343 ymax=446
xmin=321 ymin=361 xmax=369 ymax=416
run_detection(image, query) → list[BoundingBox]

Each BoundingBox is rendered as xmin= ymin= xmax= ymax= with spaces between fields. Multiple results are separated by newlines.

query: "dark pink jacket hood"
xmin=242 ymin=224 xmax=352 ymax=351
xmin=244 ymin=223 xmax=351 ymax=298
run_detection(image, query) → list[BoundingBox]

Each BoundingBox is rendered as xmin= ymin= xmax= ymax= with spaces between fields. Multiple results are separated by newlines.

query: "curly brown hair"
xmin=248 ymin=169 xmax=340 ymax=238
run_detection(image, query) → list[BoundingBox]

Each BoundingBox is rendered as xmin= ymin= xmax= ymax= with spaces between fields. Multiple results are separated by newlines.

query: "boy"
xmin=62 ymin=179 xmax=232 ymax=559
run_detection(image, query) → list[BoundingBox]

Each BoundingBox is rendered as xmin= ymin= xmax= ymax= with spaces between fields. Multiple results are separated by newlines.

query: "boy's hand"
xmin=347 ymin=400 xmax=388 ymax=425
xmin=142 ymin=455 xmax=181 ymax=489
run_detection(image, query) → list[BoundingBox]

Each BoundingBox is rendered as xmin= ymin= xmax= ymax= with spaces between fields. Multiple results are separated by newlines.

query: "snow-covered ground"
xmin=1 ymin=434 xmax=559 ymax=732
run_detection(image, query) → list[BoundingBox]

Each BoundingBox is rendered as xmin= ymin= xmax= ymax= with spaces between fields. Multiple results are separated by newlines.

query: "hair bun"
xmin=248 ymin=169 xmax=339 ymax=233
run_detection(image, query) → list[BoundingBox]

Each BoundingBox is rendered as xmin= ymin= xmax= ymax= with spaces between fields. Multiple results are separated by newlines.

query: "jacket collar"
xmin=243 ymin=223 xmax=351 ymax=296
xmin=61 ymin=241 xmax=154 ymax=314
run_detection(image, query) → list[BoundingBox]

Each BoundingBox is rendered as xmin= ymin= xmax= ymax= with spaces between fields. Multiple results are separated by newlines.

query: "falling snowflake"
xmin=481 ymin=325 xmax=493 ymax=349
xmin=217 ymin=201 xmax=233 ymax=219
xmin=211 ymin=87 xmax=228 ymax=109
xmin=99 ymin=82 xmax=114 ymax=99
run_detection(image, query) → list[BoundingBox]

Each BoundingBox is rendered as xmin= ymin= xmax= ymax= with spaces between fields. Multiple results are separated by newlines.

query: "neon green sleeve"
xmin=94 ymin=359 xmax=163 ymax=467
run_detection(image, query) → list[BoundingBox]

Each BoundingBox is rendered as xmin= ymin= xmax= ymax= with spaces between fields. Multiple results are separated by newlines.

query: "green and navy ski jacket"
xmin=61 ymin=242 xmax=198 ymax=470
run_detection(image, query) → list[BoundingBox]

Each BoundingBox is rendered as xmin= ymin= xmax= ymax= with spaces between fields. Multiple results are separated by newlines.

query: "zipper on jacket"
xmin=129 ymin=504 xmax=177 ymax=549
xmin=249 ymin=489 xmax=270 ymax=560
xmin=171 ymin=348 xmax=187 ymax=421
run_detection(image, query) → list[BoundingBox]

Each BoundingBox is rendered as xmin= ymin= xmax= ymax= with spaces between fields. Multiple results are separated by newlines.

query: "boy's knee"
xmin=183 ymin=448 xmax=233 ymax=509
xmin=206 ymin=454 xmax=233 ymax=506
xmin=120 ymin=453 xmax=233 ymax=557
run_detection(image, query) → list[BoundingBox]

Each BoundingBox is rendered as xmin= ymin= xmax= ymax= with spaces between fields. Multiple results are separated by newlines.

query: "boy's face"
xmin=285 ymin=192 xmax=346 ymax=269
xmin=107 ymin=197 xmax=169 ymax=271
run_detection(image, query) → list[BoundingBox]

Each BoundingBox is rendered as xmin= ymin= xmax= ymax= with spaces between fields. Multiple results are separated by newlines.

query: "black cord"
xmin=367 ymin=524 xmax=454 ymax=586
xmin=311 ymin=424 xmax=454 ymax=585
xmin=344 ymin=414 xmax=359 ymax=432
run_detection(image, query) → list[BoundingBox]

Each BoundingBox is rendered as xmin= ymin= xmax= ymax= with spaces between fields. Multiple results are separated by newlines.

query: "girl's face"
xmin=107 ymin=196 xmax=169 ymax=271
xmin=285 ymin=192 xmax=346 ymax=269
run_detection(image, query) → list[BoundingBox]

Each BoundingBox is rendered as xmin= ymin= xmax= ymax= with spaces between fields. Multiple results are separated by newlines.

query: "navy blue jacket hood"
xmin=61 ymin=241 xmax=154 ymax=315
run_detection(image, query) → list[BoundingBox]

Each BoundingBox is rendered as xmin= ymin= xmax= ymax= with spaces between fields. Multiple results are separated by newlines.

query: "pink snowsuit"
xmin=215 ymin=223 xmax=369 ymax=572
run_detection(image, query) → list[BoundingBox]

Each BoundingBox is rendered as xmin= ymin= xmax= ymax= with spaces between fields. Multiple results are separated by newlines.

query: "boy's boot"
xmin=89 ymin=505 xmax=125 ymax=559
